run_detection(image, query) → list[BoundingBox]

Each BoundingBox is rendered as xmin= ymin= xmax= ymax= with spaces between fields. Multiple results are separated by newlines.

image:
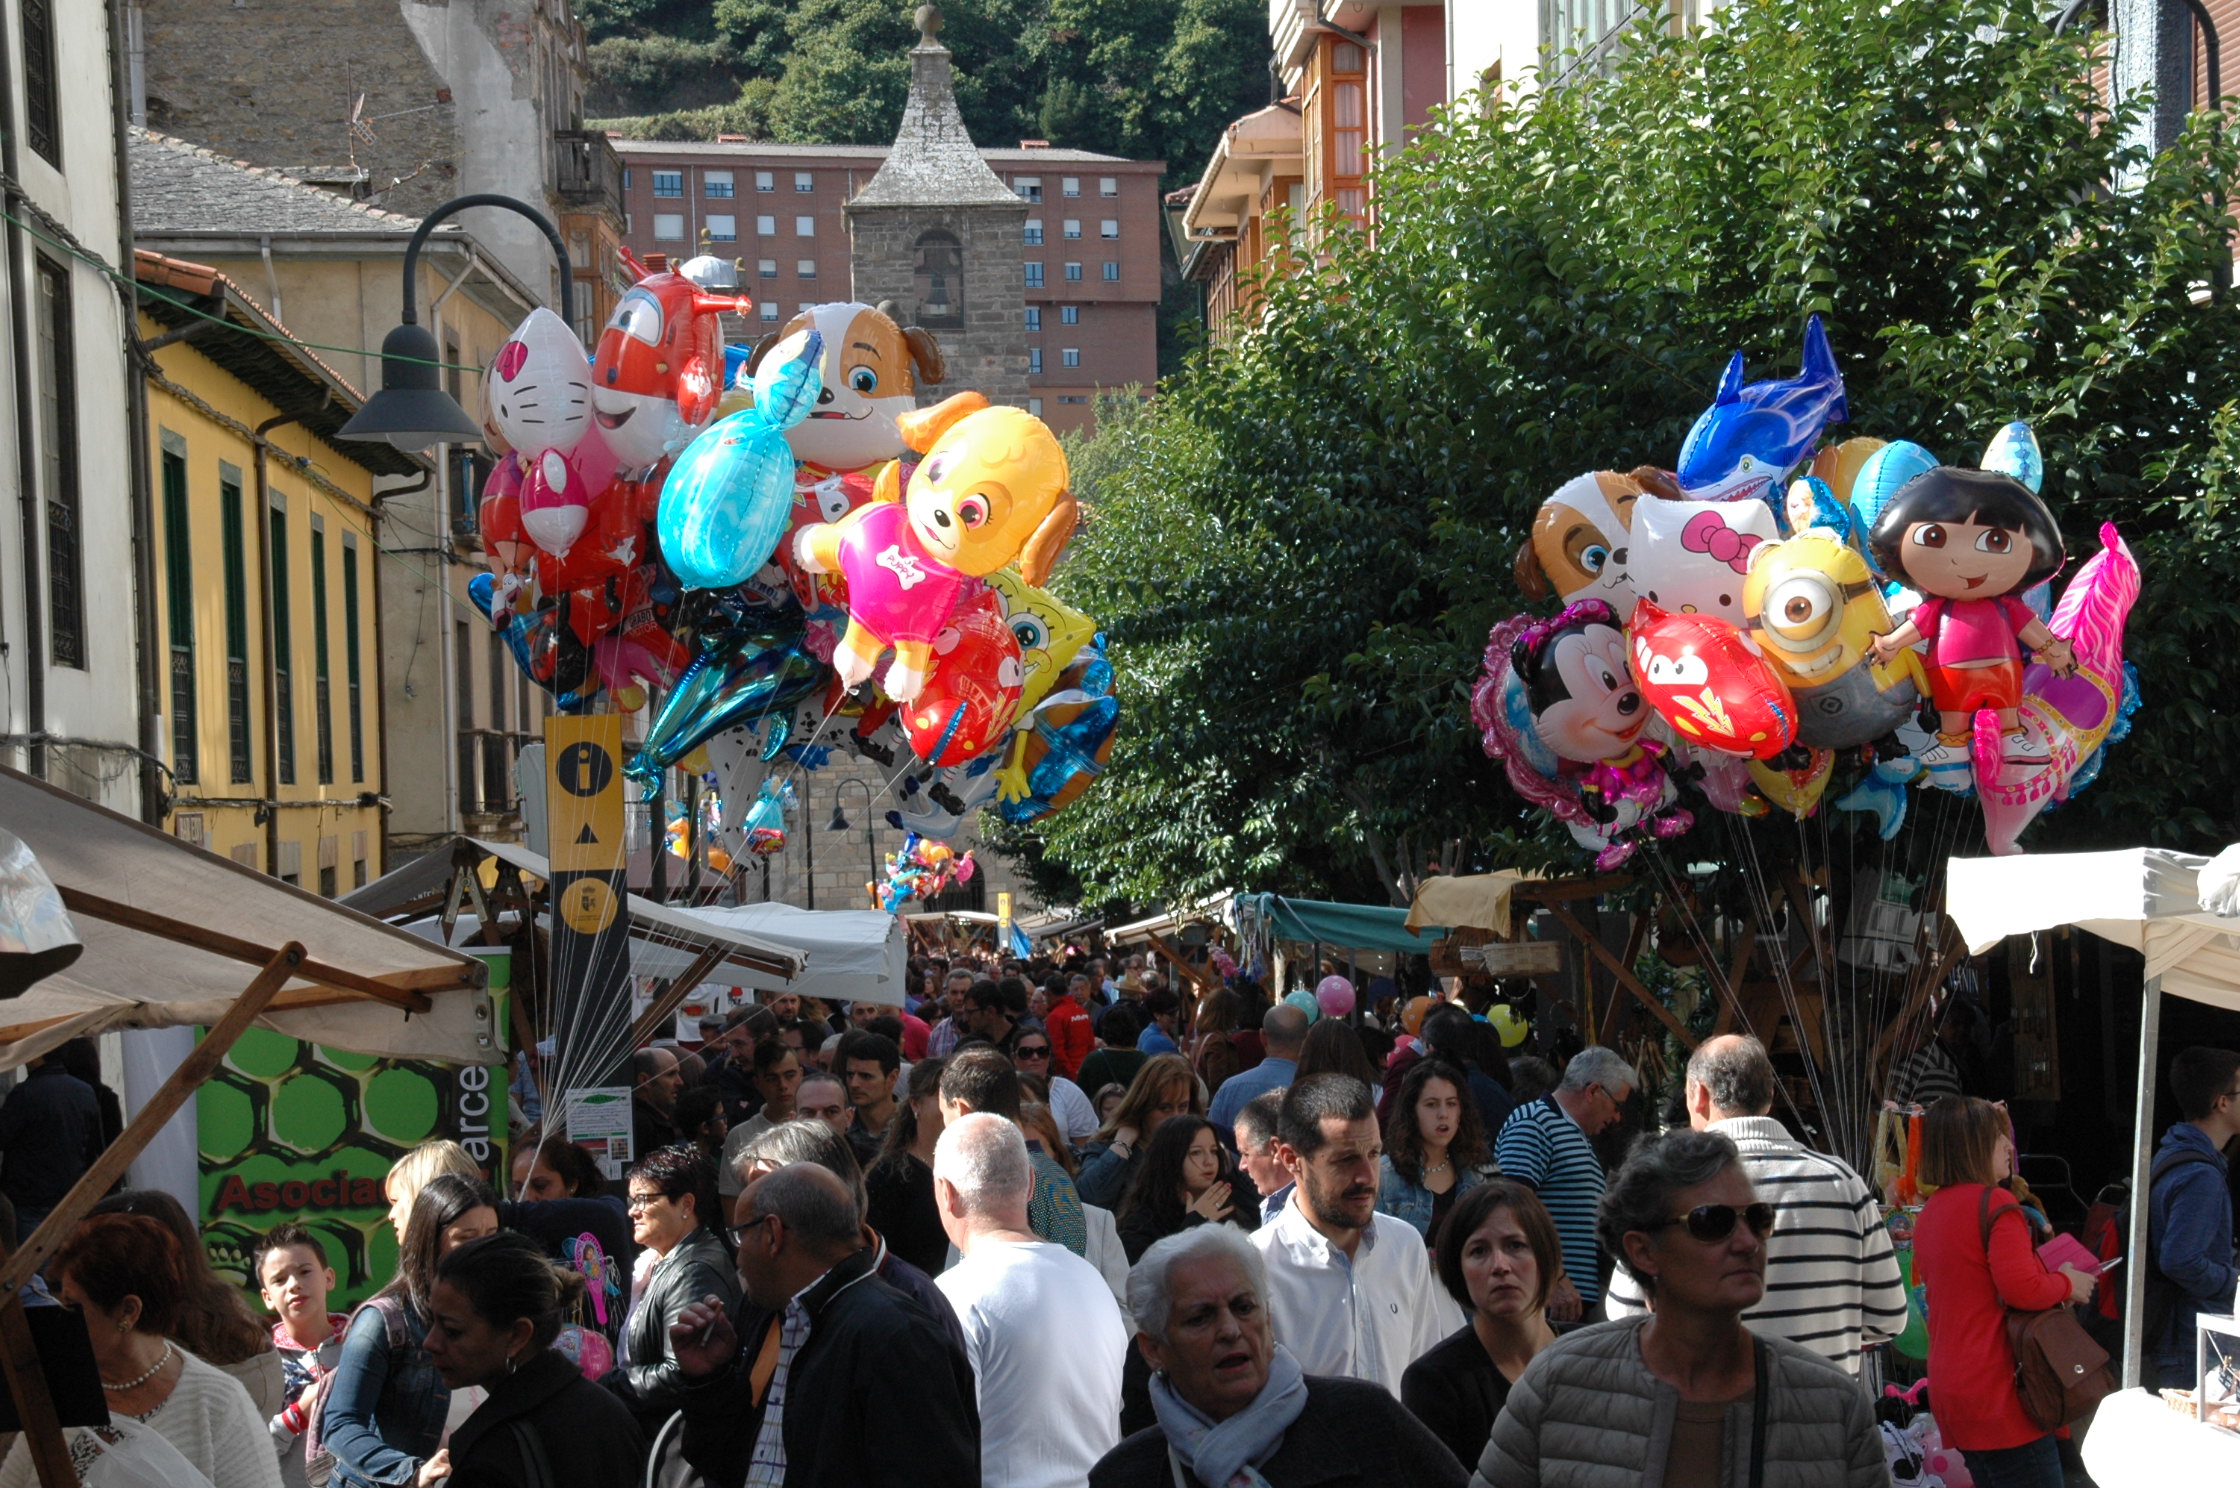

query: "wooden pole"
xmin=624 ymin=942 xmax=731 ymax=1052
xmin=0 ymin=1240 xmax=72 ymax=1487
xmin=1543 ymin=902 xmax=1697 ymax=1050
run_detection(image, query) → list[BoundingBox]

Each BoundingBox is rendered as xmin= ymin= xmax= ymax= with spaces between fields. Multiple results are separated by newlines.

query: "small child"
xmin=253 ymin=1223 xmax=350 ymax=1488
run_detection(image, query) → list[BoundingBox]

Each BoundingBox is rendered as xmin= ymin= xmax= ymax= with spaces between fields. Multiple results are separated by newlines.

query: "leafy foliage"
xmin=1019 ymin=0 xmax=2240 ymax=908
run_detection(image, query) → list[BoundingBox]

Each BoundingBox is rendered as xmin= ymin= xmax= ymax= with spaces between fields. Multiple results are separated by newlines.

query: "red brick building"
xmin=612 ymin=139 xmax=1164 ymax=433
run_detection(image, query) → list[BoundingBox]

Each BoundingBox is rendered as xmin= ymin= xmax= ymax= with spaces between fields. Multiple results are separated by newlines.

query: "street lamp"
xmin=337 ymin=194 xmax=578 ymax=452
xmin=829 ymin=778 xmax=878 ymax=908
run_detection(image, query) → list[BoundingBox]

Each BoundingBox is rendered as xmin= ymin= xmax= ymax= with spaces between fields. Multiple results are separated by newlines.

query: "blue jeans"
xmin=1960 ymin=1435 xmax=2063 ymax=1488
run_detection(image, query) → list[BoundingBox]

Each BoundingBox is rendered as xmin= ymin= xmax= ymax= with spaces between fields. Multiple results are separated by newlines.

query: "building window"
xmin=343 ymin=533 xmax=363 ymax=782
xmin=623 ymin=168 xmax=632 ymax=189
xmin=795 ymin=171 xmax=814 ymax=192
xmin=1102 ymin=261 xmax=1120 ymax=282
xmin=791 ymin=258 xmax=814 ymax=278
xmin=795 ymin=215 xmax=815 ymax=236
xmin=1028 ymin=397 xmax=1043 ymax=415
xmin=706 ymin=214 xmax=737 ymax=242
xmin=1014 ymin=177 xmax=1042 ymax=202
xmin=1029 ymin=347 xmax=1043 ymax=374
xmin=1058 ymin=395 xmax=1088 ymax=404
xmin=760 ymin=301 xmax=779 ymax=321
xmin=758 ymin=258 xmax=779 ymax=278
xmin=705 ymin=170 xmax=735 ymax=197
xmin=913 ymin=228 xmax=964 ymax=328
xmin=652 ymin=213 xmax=685 ymax=241
xmin=1025 ymin=307 xmax=1041 ymax=331
xmin=485 ymin=635 xmax=509 ymax=809
xmin=270 ymin=497 xmax=295 ymax=786
xmin=21 ymin=0 xmax=56 ymax=165
xmin=1061 ymin=305 xmax=1079 ymax=325
xmin=1100 ymin=219 xmax=1119 ymax=238
xmin=1063 ymin=219 xmax=1081 ymax=239
xmin=1025 ymin=262 xmax=1044 ymax=288
xmin=454 ymin=621 xmax=476 ymax=816
xmin=311 ymin=517 xmax=333 ymax=785
xmin=221 ymin=469 xmax=250 ymax=783
xmin=1099 ymin=176 xmax=1118 ymax=197
xmin=1024 ymin=220 xmax=1042 ymax=245
xmin=755 ymin=170 xmax=775 ymax=192
xmin=1062 ymin=176 xmax=1080 ymax=197
xmin=1331 ymin=40 xmax=1369 ymax=230
xmin=1063 ymin=262 xmax=1082 ymax=281
xmin=33 ymin=256 xmax=81 ymax=668
xmin=652 ymin=170 xmax=684 ymax=197
xmin=161 ymin=443 xmax=196 ymax=784
xmin=1062 ymin=347 xmax=1080 ymax=367
xmin=756 ymin=214 xmax=777 ymax=235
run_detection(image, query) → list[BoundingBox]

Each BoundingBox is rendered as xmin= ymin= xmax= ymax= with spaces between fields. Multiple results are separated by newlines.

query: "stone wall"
xmin=847 ymin=204 xmax=1030 ymax=407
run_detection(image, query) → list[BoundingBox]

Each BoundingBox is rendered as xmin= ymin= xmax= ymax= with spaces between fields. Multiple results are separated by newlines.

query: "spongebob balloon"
xmin=1741 ymin=531 xmax=1926 ymax=749
xmin=986 ymin=568 xmax=1096 ymax=713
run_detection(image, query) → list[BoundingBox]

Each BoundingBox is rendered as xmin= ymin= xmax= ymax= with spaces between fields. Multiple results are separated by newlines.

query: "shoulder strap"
xmin=2150 ymin=1147 xmax=2221 ymax=1187
xmin=1976 ymin=1184 xmax=2018 ymax=1254
xmin=510 ymin=1417 xmax=557 ymax=1488
xmin=1747 ymin=1337 xmax=1770 ymax=1488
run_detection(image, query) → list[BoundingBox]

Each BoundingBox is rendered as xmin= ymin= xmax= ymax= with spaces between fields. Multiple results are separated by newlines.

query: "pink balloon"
xmin=1315 ymin=976 xmax=1355 ymax=1018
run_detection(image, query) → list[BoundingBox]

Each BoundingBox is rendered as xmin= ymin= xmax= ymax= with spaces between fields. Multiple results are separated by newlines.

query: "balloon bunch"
xmin=874 ymin=832 xmax=976 ymax=913
xmin=1482 ymin=315 xmax=2141 ymax=860
xmin=468 ymin=284 xmax=1117 ymax=869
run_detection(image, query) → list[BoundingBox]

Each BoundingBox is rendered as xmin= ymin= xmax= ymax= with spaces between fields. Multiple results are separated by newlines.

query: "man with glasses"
xmin=1494 ymin=1045 xmax=1637 ymax=1323
xmin=2147 ymin=1045 xmax=2240 ymax=1389
xmin=1603 ymin=1035 xmax=1906 ymax=1377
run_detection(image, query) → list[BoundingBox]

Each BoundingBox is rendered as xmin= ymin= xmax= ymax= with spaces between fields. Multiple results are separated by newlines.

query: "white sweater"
xmin=0 ymin=1346 xmax=284 ymax=1488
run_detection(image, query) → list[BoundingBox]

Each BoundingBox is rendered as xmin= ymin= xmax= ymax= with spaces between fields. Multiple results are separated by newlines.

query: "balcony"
xmin=553 ymin=130 xmax=624 ymax=220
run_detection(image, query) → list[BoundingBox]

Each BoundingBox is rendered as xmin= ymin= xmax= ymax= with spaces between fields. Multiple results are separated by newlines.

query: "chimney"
xmin=1019 ymin=139 xmax=1050 ymax=149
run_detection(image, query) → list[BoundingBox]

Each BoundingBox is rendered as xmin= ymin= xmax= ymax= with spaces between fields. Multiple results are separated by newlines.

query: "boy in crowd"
xmin=254 ymin=1223 xmax=350 ymax=1488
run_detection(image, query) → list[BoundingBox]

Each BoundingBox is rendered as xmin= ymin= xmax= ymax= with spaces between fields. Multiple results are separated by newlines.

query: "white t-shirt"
xmin=1045 ymin=1075 xmax=1098 ymax=1148
xmin=935 ymin=1237 xmax=1128 ymax=1488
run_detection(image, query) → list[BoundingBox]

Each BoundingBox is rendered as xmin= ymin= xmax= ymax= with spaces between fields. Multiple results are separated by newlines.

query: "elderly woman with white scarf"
xmin=1090 ymin=1225 xmax=1465 ymax=1488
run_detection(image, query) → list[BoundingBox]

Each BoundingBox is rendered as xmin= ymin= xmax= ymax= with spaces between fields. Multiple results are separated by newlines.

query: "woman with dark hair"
xmin=865 ymin=1058 xmax=950 ymax=1276
xmin=1078 ymin=1053 xmax=1203 ymax=1209
xmin=672 ymin=1085 xmax=729 ymax=1168
xmin=1377 ymin=1060 xmax=1496 ymax=1244
xmin=415 ymin=1234 xmax=645 ymax=1487
xmin=320 ymin=1174 xmax=499 ymax=1488
xmin=1402 ymin=1180 xmax=1559 ymax=1467
xmin=92 ymin=1187 xmax=283 ymax=1417
xmin=0 ymin=1214 xmax=282 ymax=1488
xmin=609 ymin=1143 xmax=737 ymax=1432
xmin=1293 ymin=1017 xmax=1378 ymax=1086
xmin=509 ymin=1134 xmax=609 ymax=1202
xmin=1116 ymin=1114 xmax=1242 ymax=1262
xmin=1188 ymin=989 xmax=1244 ymax=1096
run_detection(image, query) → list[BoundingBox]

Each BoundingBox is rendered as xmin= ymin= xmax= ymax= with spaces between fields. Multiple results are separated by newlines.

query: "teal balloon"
xmin=1847 ymin=439 xmax=1938 ymax=534
xmin=630 ymin=633 xmax=826 ymax=779
xmin=658 ymin=329 xmax=822 ymax=591
xmin=1981 ymin=420 xmax=2044 ymax=493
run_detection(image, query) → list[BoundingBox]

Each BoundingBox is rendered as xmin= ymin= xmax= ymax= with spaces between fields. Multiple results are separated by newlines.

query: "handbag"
xmin=1976 ymin=1186 xmax=2115 ymax=1431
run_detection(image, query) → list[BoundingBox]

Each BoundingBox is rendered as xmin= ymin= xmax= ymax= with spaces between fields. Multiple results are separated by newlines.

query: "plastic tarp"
xmin=0 ymin=764 xmax=492 ymax=1068
xmin=1233 ymin=893 xmax=1447 ymax=954
xmin=646 ymin=903 xmax=905 ymax=1003
xmin=1405 ymin=872 xmax=1542 ymax=935
xmin=1946 ymin=848 xmax=2240 ymax=1011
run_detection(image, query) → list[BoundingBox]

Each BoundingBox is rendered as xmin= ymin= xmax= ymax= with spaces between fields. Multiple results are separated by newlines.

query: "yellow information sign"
xmin=546 ymin=715 xmax=624 ymax=875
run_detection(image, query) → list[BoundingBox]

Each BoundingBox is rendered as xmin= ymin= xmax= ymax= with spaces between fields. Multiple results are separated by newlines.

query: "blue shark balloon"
xmin=1677 ymin=314 xmax=1849 ymax=503
xmin=658 ymin=328 xmax=823 ymax=590
xmin=628 ymin=629 xmax=826 ymax=780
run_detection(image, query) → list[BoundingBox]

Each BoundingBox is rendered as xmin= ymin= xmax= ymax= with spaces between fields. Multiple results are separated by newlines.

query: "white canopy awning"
xmin=646 ymin=902 xmax=904 ymax=1002
xmin=1946 ymin=848 xmax=2240 ymax=1010
xmin=0 ymin=765 xmax=492 ymax=1068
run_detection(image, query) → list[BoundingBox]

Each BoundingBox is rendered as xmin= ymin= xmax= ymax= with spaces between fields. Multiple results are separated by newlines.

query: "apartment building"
xmin=613 ymin=139 xmax=1164 ymax=434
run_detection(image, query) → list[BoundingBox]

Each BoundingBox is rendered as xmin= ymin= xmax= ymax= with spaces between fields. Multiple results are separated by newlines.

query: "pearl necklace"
xmin=1424 ymin=1160 xmax=1451 ymax=1177
xmin=103 ymin=1340 xmax=174 ymax=1393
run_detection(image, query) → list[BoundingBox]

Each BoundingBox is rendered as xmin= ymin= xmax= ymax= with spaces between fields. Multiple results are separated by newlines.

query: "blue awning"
xmin=1234 ymin=893 xmax=1447 ymax=954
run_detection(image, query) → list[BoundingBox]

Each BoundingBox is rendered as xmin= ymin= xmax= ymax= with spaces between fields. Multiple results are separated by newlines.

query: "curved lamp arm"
xmin=401 ymin=193 xmax=576 ymax=327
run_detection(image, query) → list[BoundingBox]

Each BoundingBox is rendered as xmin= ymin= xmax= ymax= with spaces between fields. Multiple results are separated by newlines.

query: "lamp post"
xmin=335 ymin=194 xmax=578 ymax=451
xmin=829 ymin=778 xmax=877 ymax=910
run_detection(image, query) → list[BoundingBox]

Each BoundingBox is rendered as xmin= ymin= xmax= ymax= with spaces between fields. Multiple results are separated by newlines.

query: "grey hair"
xmin=1598 ymin=1130 xmax=1746 ymax=1300
xmin=746 ymin=1163 xmax=861 ymax=1253
xmin=1558 ymin=1045 xmax=1639 ymax=1098
xmin=1686 ymin=1036 xmax=1774 ymax=1117
xmin=1234 ymin=1089 xmax=1286 ymax=1149
xmin=933 ymin=1111 xmax=1031 ymax=1212
xmin=1127 ymin=1224 xmax=1268 ymax=1340
xmin=735 ymin=1118 xmax=867 ymax=1225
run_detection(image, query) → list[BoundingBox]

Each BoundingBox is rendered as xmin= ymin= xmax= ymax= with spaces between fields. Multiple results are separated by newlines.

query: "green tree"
xmin=1019 ymin=0 xmax=2240 ymax=908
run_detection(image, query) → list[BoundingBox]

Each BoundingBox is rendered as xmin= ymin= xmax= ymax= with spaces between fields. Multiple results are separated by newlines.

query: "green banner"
xmin=196 ymin=948 xmax=511 ymax=1307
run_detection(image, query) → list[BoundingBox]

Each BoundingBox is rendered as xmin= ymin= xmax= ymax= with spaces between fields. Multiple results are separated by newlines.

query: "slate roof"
xmin=849 ymin=27 xmax=1023 ymax=210
xmin=128 ymin=127 xmax=435 ymax=236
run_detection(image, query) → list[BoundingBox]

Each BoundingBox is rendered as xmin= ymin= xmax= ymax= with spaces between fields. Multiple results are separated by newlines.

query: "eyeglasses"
xmin=624 ymin=1191 xmax=671 ymax=1213
xmin=727 ymin=1215 xmax=777 ymax=1248
xmin=1016 ymin=1045 xmax=1051 ymax=1059
xmin=1649 ymin=1203 xmax=1777 ymax=1243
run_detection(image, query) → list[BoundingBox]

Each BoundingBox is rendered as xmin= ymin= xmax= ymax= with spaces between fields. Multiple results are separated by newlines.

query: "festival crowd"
xmin=1 ymin=951 xmax=2235 ymax=1488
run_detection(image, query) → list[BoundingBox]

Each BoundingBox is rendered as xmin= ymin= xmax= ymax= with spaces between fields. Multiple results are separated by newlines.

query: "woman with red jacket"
xmin=1913 ymin=1096 xmax=2096 ymax=1488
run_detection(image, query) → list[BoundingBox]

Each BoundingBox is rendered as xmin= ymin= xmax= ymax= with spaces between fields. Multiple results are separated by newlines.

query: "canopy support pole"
xmin=625 ymin=941 xmax=732 ymax=1052
xmin=2123 ymin=973 xmax=2162 ymax=1389
xmin=1543 ymin=902 xmax=1697 ymax=1050
xmin=0 ymin=940 xmax=302 ymax=1487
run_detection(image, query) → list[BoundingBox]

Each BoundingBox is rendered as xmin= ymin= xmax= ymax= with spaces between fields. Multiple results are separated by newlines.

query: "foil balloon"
xmin=986 ymin=567 xmax=1096 ymax=712
xmin=1834 ymin=755 xmax=1920 ymax=840
xmin=532 ymin=475 xmax=658 ymax=595
xmin=794 ymin=399 xmax=1078 ymax=702
xmin=1627 ymin=498 xmax=1779 ymax=629
xmin=1746 ymin=747 xmax=1834 ymax=817
xmin=756 ymin=301 xmax=947 ymax=474
xmin=739 ymin=778 xmax=795 ymax=857
xmin=1628 ymin=602 xmax=1797 ymax=760
xmin=1512 ymin=467 xmax=1682 ymax=613
xmin=888 ymin=752 xmax=1005 ymax=839
xmin=1741 ymin=532 xmax=1925 ymax=748
xmin=1980 ymin=421 xmax=2044 ymax=493
xmin=660 ymin=328 xmax=824 ymax=590
xmin=517 ymin=426 xmax=623 ymax=558
xmin=1675 ymin=314 xmax=1848 ymax=502
xmin=1845 ymin=439 xmax=1938 ymax=542
xmin=996 ymin=635 xmax=1117 ymax=824
xmin=904 ymin=590 xmax=1025 ymax=766
xmin=591 ymin=249 xmax=752 ymax=472
xmin=487 ymin=307 xmax=594 ymax=459
xmin=477 ymin=454 xmax=531 ymax=610
xmin=1806 ymin=436 xmax=1887 ymax=507
xmin=469 ymin=576 xmax=597 ymax=706
xmin=631 ymin=630 xmax=826 ymax=780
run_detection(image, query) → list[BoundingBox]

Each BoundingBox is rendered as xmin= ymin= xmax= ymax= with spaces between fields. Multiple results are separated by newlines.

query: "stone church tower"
xmin=846 ymin=6 xmax=1029 ymax=406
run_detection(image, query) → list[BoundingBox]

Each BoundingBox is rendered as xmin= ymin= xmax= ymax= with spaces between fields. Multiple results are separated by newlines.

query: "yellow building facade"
xmin=136 ymin=250 xmax=426 ymax=893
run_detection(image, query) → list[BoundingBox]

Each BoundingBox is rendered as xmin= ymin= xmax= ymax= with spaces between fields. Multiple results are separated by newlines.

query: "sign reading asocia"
xmin=211 ymin=1169 xmax=388 ymax=1214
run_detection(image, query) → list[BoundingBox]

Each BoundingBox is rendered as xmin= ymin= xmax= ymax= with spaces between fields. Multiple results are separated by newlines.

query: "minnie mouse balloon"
xmin=904 ymin=590 xmax=1025 ymax=767
xmin=1627 ymin=602 xmax=1797 ymax=760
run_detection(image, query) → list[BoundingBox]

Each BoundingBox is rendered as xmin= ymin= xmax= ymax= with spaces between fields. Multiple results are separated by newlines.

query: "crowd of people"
xmin=2 ymin=948 xmax=2235 ymax=1488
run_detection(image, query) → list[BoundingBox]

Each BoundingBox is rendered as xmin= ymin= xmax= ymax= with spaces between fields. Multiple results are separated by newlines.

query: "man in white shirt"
xmin=933 ymin=1112 xmax=1128 ymax=1488
xmin=1249 ymin=1073 xmax=1453 ymax=1396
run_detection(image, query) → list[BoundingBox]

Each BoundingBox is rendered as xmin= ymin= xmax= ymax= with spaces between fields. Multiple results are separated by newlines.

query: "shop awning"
xmin=640 ymin=902 xmax=901 ymax=1001
xmin=0 ymin=764 xmax=492 ymax=1068
xmin=1405 ymin=871 xmax=1543 ymax=935
xmin=1234 ymin=893 xmax=1446 ymax=954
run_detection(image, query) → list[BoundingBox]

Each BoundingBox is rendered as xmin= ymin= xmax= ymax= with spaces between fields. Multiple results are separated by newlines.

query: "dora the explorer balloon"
xmin=790 ymin=398 xmax=1078 ymax=702
xmin=1865 ymin=467 xmax=2073 ymax=775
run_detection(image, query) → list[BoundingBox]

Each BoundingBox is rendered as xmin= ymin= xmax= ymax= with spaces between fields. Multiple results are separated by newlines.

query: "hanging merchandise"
xmin=875 ymin=832 xmax=977 ymax=913
xmin=659 ymin=327 xmax=825 ymax=590
xmin=630 ymin=624 xmax=826 ymax=780
xmin=739 ymin=778 xmax=795 ymax=857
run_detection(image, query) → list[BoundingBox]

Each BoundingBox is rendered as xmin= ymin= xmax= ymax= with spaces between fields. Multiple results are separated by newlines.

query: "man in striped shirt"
xmin=1605 ymin=1034 xmax=1907 ymax=1377
xmin=1494 ymin=1046 xmax=1637 ymax=1320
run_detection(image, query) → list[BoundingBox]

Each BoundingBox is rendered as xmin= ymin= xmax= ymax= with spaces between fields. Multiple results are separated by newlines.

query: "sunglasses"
xmin=1016 ymin=1045 xmax=1051 ymax=1059
xmin=1650 ymin=1203 xmax=1776 ymax=1243
xmin=727 ymin=1215 xmax=777 ymax=1248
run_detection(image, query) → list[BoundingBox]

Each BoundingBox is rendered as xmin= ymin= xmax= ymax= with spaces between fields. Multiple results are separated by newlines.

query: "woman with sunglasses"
xmin=1015 ymin=1031 xmax=1099 ymax=1149
xmin=1910 ymin=1096 xmax=2094 ymax=1488
xmin=1472 ymin=1131 xmax=1884 ymax=1488
xmin=607 ymin=1144 xmax=737 ymax=1435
